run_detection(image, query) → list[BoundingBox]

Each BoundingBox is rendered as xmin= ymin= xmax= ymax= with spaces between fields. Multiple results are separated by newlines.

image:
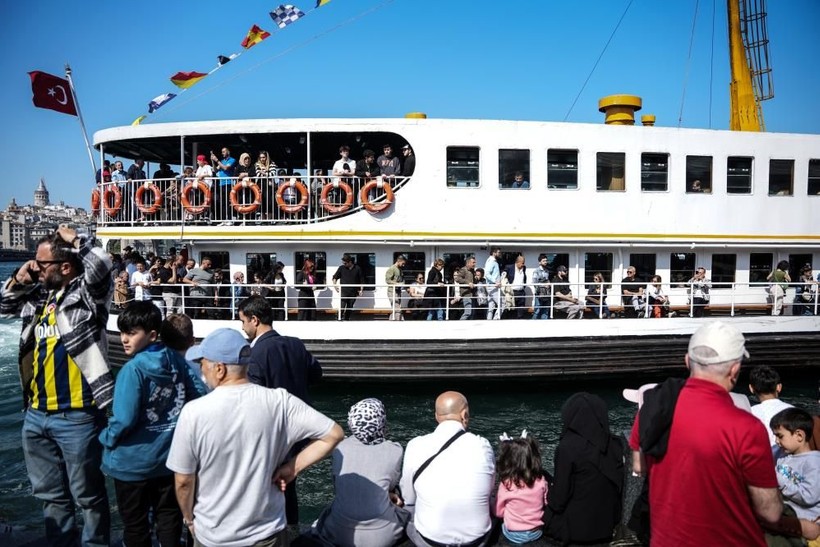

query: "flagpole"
xmin=64 ymin=64 xmax=97 ymax=177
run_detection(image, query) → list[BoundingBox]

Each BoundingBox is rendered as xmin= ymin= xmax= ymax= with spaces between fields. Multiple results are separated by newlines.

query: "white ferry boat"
xmin=92 ymin=99 xmax=820 ymax=379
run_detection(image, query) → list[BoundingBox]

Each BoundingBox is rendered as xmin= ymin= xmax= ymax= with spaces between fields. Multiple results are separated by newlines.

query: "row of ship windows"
xmin=445 ymin=147 xmax=820 ymax=195
xmin=195 ymin=250 xmax=810 ymax=289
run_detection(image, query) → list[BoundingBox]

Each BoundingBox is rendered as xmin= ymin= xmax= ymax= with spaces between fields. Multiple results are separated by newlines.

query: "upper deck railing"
xmin=92 ymin=175 xmax=411 ymax=227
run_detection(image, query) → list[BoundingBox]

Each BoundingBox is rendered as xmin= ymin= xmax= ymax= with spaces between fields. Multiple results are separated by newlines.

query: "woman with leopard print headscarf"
xmin=310 ymin=398 xmax=410 ymax=546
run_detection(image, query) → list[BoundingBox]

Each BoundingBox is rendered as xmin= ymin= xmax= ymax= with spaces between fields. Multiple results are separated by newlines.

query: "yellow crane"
xmin=728 ymin=0 xmax=774 ymax=131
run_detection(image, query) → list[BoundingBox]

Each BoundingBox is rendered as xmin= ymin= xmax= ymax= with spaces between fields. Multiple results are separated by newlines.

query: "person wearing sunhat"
xmin=166 ymin=328 xmax=344 ymax=547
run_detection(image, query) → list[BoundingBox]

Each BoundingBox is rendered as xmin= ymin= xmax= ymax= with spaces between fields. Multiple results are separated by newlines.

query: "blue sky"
xmin=2 ymin=0 xmax=818 ymax=209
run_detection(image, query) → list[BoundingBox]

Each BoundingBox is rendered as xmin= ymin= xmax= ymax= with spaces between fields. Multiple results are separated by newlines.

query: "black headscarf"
xmin=560 ymin=392 xmax=622 ymax=487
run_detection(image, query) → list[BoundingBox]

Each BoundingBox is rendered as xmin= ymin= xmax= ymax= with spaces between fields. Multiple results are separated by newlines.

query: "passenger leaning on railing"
xmin=211 ymin=147 xmax=236 ymax=225
xmin=767 ymin=260 xmax=791 ymax=316
xmin=794 ymin=264 xmax=818 ymax=316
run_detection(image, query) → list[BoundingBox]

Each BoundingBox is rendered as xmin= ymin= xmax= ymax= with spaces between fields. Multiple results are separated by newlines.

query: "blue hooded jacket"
xmin=99 ymin=342 xmax=208 ymax=481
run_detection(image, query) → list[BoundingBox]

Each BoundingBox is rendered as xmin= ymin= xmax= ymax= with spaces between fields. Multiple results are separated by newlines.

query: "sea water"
xmin=0 ymin=262 xmax=817 ymax=538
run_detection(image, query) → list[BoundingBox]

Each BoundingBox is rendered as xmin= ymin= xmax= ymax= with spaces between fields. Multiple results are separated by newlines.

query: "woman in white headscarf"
xmin=311 ymin=398 xmax=410 ymax=547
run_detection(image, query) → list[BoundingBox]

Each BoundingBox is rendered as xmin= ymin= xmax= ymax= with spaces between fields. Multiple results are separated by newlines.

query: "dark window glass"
xmin=447 ymin=146 xmax=479 ymax=188
xmin=727 ymin=157 xmax=753 ymax=194
xmin=339 ymin=253 xmax=376 ymax=288
xmin=497 ymin=251 xmax=524 ymax=275
xmin=546 ymin=253 xmax=570 ymax=278
xmin=294 ymin=252 xmax=327 ymax=284
xmin=641 ymin=153 xmax=669 ymax=192
xmin=395 ymin=251 xmax=425 ymax=284
xmin=788 ymin=253 xmax=813 ymax=282
xmin=809 ymin=159 xmax=820 ymax=195
xmin=769 ymin=159 xmax=794 ymax=195
xmin=499 ymin=149 xmax=530 ymax=189
xmin=670 ymin=253 xmax=696 ymax=287
xmin=246 ymin=253 xmax=277 ymax=281
xmin=548 ymin=149 xmax=578 ymax=189
xmin=686 ymin=155 xmax=712 ymax=193
xmin=750 ymin=253 xmax=773 ymax=285
xmin=597 ymin=152 xmax=626 ymax=191
xmin=584 ymin=253 xmax=613 ymax=283
xmin=711 ymin=253 xmax=737 ymax=289
xmin=443 ymin=253 xmax=476 ymax=283
xmin=202 ymin=251 xmax=229 ymax=278
xmin=629 ymin=253 xmax=657 ymax=282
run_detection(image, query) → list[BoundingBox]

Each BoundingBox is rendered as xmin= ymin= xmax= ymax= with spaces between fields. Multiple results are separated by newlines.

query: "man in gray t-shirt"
xmin=182 ymin=256 xmax=214 ymax=319
xmin=167 ymin=328 xmax=343 ymax=547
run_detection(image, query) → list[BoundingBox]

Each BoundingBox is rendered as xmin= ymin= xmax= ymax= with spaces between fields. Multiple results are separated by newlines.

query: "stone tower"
xmin=34 ymin=177 xmax=50 ymax=207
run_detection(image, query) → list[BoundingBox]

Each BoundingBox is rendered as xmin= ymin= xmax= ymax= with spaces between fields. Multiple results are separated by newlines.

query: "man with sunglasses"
xmin=0 ymin=225 xmax=114 ymax=546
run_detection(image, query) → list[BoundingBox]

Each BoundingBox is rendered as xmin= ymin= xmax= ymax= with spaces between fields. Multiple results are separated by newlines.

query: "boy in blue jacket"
xmin=99 ymin=302 xmax=207 ymax=546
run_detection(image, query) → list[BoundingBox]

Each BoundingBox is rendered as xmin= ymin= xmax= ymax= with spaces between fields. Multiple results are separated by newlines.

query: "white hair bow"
xmin=499 ymin=429 xmax=528 ymax=442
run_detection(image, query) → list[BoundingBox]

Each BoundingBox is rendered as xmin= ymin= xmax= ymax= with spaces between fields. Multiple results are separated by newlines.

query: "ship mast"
xmin=727 ymin=0 xmax=774 ymax=131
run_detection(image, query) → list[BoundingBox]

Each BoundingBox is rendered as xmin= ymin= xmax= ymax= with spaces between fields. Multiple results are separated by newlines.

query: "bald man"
xmin=400 ymin=391 xmax=495 ymax=547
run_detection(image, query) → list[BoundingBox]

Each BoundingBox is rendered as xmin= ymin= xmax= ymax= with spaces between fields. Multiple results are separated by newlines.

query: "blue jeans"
xmin=22 ymin=407 xmax=110 ymax=547
xmin=532 ymin=297 xmax=551 ymax=319
xmin=460 ymin=296 xmax=473 ymax=320
xmin=502 ymin=523 xmax=542 ymax=544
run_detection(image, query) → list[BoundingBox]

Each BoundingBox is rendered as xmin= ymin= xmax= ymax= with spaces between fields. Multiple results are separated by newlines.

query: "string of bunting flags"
xmin=133 ymin=1 xmax=331 ymax=125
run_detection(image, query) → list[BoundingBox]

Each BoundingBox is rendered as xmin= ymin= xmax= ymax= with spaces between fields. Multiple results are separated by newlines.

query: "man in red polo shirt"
xmin=646 ymin=322 xmax=781 ymax=546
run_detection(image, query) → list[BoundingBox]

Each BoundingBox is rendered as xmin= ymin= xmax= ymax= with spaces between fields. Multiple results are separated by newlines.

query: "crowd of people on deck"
xmin=93 ymin=142 xmax=416 ymax=224
xmin=106 ymin=246 xmax=820 ymax=323
xmin=1 ymin=226 xmax=819 ymax=546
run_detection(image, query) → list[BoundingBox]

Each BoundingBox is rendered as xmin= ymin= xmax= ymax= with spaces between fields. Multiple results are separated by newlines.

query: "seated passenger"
xmin=310 ymin=398 xmax=410 ymax=547
xmin=585 ymin=272 xmax=610 ymax=318
xmin=552 ymin=266 xmax=584 ymax=319
xmin=646 ymin=275 xmax=674 ymax=318
xmin=544 ymin=393 xmax=624 ymax=545
xmin=621 ymin=266 xmax=645 ymax=318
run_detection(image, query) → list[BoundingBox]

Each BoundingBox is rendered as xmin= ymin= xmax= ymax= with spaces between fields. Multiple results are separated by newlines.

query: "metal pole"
xmin=64 ymin=64 xmax=97 ymax=176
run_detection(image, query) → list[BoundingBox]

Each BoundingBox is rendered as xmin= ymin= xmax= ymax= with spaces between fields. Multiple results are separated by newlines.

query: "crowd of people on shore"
xmin=1 ymin=226 xmax=819 ymax=546
xmin=94 ymin=142 xmax=416 ymax=225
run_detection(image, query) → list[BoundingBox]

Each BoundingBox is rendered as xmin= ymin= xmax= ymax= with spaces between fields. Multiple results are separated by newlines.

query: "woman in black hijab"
xmin=544 ymin=392 xmax=625 ymax=545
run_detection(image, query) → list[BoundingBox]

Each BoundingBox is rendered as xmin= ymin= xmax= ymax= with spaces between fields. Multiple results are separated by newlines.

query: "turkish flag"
xmin=28 ymin=71 xmax=77 ymax=116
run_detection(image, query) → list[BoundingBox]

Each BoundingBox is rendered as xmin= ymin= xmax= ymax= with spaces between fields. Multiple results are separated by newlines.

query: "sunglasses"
xmin=35 ymin=259 xmax=63 ymax=269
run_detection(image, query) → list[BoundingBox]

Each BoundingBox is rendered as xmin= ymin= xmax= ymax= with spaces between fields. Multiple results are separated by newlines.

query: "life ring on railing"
xmin=91 ymin=188 xmax=101 ymax=214
xmin=135 ymin=183 xmax=163 ymax=215
xmin=320 ymin=180 xmax=354 ymax=214
xmin=103 ymin=185 xmax=123 ymax=217
xmin=275 ymin=178 xmax=308 ymax=214
xmin=230 ymin=180 xmax=262 ymax=214
xmin=360 ymin=178 xmax=395 ymax=213
xmin=180 ymin=180 xmax=212 ymax=215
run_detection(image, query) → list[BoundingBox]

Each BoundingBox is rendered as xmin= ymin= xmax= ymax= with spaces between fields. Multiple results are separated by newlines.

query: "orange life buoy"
xmin=230 ymin=180 xmax=262 ymax=215
xmin=180 ymin=180 xmax=212 ymax=215
xmin=135 ymin=184 xmax=163 ymax=215
xmin=360 ymin=179 xmax=395 ymax=213
xmin=103 ymin=184 xmax=123 ymax=217
xmin=320 ymin=180 xmax=354 ymax=214
xmin=91 ymin=188 xmax=101 ymax=214
xmin=275 ymin=178 xmax=309 ymax=214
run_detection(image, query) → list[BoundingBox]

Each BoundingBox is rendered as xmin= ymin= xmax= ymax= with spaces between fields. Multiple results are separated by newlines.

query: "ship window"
xmin=711 ymin=254 xmax=737 ymax=289
xmin=788 ymin=254 xmax=813 ymax=282
xmin=546 ymin=253 xmax=570 ymax=277
xmin=809 ymin=159 xmax=820 ymax=195
xmin=629 ymin=254 xmax=657 ymax=281
xmin=335 ymin=253 xmax=376 ymax=288
xmin=641 ymin=153 xmax=668 ymax=192
xmin=597 ymin=152 xmax=625 ymax=191
xmin=395 ymin=252 xmax=426 ymax=284
xmin=727 ymin=156 xmax=753 ymax=194
xmin=548 ymin=149 xmax=578 ymax=189
xmin=497 ymin=251 xmax=525 ymax=274
xmin=584 ymin=253 xmax=613 ymax=284
xmin=443 ymin=253 xmax=476 ymax=283
xmin=447 ymin=146 xmax=480 ymax=188
xmin=750 ymin=253 xmax=772 ymax=285
xmin=686 ymin=156 xmax=712 ymax=193
xmin=669 ymin=253 xmax=695 ymax=287
xmin=202 ymin=252 xmax=229 ymax=277
xmin=246 ymin=253 xmax=278 ymax=282
xmin=768 ymin=159 xmax=794 ymax=195
xmin=294 ymin=252 xmax=327 ymax=285
xmin=498 ymin=149 xmax=530 ymax=189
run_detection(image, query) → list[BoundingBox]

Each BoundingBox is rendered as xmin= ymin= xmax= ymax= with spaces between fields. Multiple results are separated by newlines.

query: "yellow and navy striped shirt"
xmin=30 ymin=290 xmax=94 ymax=411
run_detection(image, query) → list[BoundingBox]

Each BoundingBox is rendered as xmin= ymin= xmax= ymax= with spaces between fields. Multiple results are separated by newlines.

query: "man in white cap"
xmin=642 ymin=321 xmax=781 ymax=546
xmin=166 ymin=328 xmax=343 ymax=547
